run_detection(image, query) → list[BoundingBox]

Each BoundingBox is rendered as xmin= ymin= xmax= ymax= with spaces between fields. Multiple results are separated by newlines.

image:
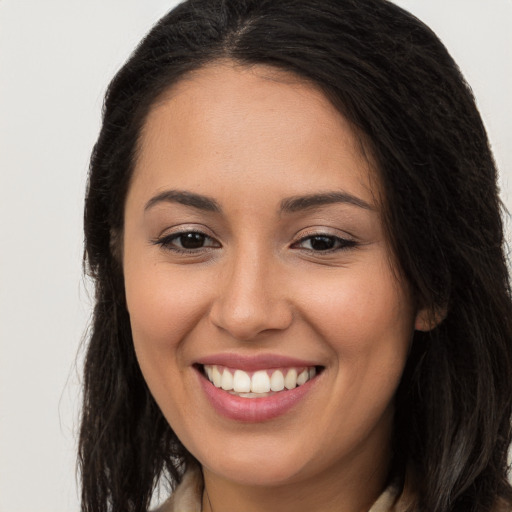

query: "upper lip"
xmin=195 ymin=353 xmax=322 ymax=372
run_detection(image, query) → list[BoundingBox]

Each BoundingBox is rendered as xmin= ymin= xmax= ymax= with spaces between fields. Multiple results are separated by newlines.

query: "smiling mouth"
xmin=199 ymin=364 xmax=322 ymax=398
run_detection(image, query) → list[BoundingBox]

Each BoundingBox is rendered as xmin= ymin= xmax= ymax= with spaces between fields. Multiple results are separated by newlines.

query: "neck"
xmin=201 ymin=446 xmax=391 ymax=512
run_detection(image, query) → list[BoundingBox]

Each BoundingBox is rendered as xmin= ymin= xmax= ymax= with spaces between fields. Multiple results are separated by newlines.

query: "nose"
xmin=209 ymin=247 xmax=293 ymax=341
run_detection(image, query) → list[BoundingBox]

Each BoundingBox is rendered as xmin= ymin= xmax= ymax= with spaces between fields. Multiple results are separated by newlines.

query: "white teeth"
xmin=233 ymin=369 xmax=251 ymax=393
xmin=251 ymin=370 xmax=271 ymax=393
xmin=232 ymin=392 xmax=271 ymax=398
xmin=203 ymin=365 xmax=319 ymax=395
xmin=221 ymin=369 xmax=233 ymax=390
xmin=212 ymin=366 xmax=222 ymax=387
xmin=284 ymin=368 xmax=298 ymax=390
xmin=270 ymin=370 xmax=285 ymax=391
xmin=297 ymin=369 xmax=309 ymax=386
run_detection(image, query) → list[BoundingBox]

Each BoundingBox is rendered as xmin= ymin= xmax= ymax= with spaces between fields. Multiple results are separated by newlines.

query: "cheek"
xmin=123 ymin=258 xmax=211 ymax=371
xmin=294 ymin=266 xmax=414 ymax=347
xmin=123 ymin=262 xmax=214 ymax=439
xmin=291 ymin=261 xmax=414 ymax=403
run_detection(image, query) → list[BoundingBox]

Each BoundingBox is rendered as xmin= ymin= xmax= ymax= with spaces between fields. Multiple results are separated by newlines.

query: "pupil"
xmin=311 ymin=236 xmax=334 ymax=251
xmin=180 ymin=233 xmax=205 ymax=249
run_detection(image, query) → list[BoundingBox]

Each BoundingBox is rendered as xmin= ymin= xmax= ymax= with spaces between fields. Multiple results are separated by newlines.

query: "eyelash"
xmin=152 ymin=230 xmax=357 ymax=255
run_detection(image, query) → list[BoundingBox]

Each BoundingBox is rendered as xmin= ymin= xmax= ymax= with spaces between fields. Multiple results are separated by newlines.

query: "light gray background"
xmin=0 ymin=1 xmax=510 ymax=511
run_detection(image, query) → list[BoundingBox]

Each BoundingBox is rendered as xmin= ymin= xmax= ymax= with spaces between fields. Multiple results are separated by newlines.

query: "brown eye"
xmin=154 ymin=231 xmax=221 ymax=252
xmin=309 ymin=236 xmax=336 ymax=251
xmin=179 ymin=232 xmax=207 ymax=249
xmin=292 ymin=234 xmax=357 ymax=252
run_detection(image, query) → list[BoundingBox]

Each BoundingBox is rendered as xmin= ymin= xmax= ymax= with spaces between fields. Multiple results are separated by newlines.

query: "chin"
xmin=202 ymin=453 xmax=310 ymax=487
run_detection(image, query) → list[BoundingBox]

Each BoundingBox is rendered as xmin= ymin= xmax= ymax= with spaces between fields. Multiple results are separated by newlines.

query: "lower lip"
xmin=197 ymin=368 xmax=319 ymax=422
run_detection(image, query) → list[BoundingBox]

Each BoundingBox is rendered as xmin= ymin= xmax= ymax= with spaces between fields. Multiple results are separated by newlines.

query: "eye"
xmin=153 ymin=231 xmax=220 ymax=252
xmin=292 ymin=234 xmax=356 ymax=252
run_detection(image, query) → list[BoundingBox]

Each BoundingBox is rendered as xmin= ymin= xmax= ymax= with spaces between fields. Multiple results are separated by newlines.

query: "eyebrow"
xmin=144 ymin=190 xmax=221 ymax=213
xmin=144 ymin=189 xmax=373 ymax=215
xmin=280 ymin=191 xmax=374 ymax=213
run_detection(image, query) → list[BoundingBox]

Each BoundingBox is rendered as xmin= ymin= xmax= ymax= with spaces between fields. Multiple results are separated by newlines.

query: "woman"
xmin=79 ymin=0 xmax=512 ymax=511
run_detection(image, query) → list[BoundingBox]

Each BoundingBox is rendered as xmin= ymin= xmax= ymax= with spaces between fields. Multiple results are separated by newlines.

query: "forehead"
xmin=132 ymin=61 xmax=379 ymax=208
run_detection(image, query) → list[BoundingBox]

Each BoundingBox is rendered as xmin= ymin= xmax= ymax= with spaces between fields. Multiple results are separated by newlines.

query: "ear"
xmin=414 ymin=305 xmax=447 ymax=332
xmin=110 ymin=227 xmax=124 ymax=265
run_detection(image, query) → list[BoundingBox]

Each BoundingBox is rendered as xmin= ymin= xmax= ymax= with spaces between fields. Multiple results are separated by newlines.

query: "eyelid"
xmin=155 ymin=223 xmax=218 ymax=239
xmin=292 ymin=226 xmax=357 ymax=242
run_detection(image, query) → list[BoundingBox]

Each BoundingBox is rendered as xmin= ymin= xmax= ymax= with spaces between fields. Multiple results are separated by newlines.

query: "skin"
xmin=122 ymin=62 xmax=429 ymax=512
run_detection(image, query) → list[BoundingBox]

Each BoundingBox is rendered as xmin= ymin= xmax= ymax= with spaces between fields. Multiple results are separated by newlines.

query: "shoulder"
xmin=153 ymin=464 xmax=203 ymax=512
xmin=370 ymin=482 xmax=401 ymax=512
xmin=493 ymin=498 xmax=512 ymax=512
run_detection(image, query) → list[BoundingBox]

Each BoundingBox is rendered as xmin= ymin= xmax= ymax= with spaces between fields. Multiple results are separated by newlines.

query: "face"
xmin=123 ymin=63 xmax=421 ymax=492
